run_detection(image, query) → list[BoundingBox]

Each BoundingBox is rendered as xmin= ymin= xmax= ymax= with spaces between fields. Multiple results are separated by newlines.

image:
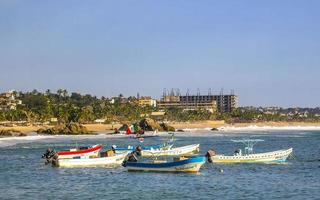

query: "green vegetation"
xmin=1 ymin=90 xmax=319 ymax=124
xmin=0 ymin=89 xmax=155 ymax=124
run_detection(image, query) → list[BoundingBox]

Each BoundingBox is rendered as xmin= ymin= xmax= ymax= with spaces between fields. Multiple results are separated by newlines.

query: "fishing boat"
xmin=123 ymin=156 xmax=206 ymax=173
xmin=52 ymin=151 xmax=129 ymax=168
xmin=208 ymin=139 xmax=293 ymax=164
xmin=57 ymin=144 xmax=103 ymax=159
xmin=114 ymin=143 xmax=173 ymax=153
xmin=114 ymin=133 xmax=175 ymax=153
xmin=141 ymin=144 xmax=200 ymax=157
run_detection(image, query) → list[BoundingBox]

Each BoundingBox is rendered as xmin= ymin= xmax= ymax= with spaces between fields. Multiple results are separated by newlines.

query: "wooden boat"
xmin=57 ymin=144 xmax=103 ymax=159
xmin=114 ymin=143 xmax=173 ymax=152
xmin=208 ymin=139 xmax=293 ymax=164
xmin=114 ymin=133 xmax=175 ymax=154
xmin=53 ymin=151 xmax=129 ymax=168
xmin=141 ymin=144 xmax=200 ymax=157
xmin=123 ymin=156 xmax=206 ymax=173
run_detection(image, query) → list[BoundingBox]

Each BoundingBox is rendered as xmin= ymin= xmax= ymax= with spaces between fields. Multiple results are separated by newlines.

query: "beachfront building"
xmin=158 ymin=90 xmax=238 ymax=113
xmin=138 ymin=96 xmax=157 ymax=107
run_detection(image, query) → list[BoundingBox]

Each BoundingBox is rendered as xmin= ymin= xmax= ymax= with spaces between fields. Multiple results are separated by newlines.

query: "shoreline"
xmin=1 ymin=121 xmax=320 ymax=135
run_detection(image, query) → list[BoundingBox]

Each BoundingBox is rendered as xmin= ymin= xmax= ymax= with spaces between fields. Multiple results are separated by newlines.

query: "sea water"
xmin=0 ymin=130 xmax=319 ymax=200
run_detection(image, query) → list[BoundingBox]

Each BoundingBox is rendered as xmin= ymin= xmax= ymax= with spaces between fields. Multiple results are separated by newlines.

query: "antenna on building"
xmin=208 ymin=88 xmax=212 ymax=96
xmin=186 ymin=89 xmax=190 ymax=108
xmin=137 ymin=92 xmax=140 ymax=99
xmin=169 ymin=88 xmax=173 ymax=96
xmin=197 ymin=88 xmax=200 ymax=106
xmin=231 ymin=89 xmax=234 ymax=95
xmin=220 ymin=88 xmax=224 ymax=95
xmin=174 ymin=88 xmax=178 ymax=96
xmin=220 ymin=88 xmax=224 ymax=113
xmin=177 ymin=88 xmax=180 ymax=97
xmin=197 ymin=88 xmax=200 ymax=96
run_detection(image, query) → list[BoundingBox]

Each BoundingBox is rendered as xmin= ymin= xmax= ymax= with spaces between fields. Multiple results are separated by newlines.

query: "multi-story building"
xmin=138 ymin=96 xmax=157 ymax=107
xmin=158 ymin=90 xmax=238 ymax=113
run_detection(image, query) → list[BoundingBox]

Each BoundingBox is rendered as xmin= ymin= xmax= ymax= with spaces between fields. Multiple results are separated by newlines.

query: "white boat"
xmin=123 ymin=156 xmax=206 ymax=173
xmin=52 ymin=152 xmax=129 ymax=168
xmin=208 ymin=139 xmax=293 ymax=164
xmin=57 ymin=144 xmax=103 ymax=159
xmin=141 ymin=144 xmax=200 ymax=157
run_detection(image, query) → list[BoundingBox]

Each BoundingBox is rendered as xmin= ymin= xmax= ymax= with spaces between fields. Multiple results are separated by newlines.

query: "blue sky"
xmin=0 ymin=0 xmax=319 ymax=107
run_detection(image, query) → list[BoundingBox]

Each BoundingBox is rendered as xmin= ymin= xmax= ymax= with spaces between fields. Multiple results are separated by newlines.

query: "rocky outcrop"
xmin=118 ymin=124 xmax=130 ymax=131
xmin=37 ymin=123 xmax=90 ymax=135
xmin=211 ymin=127 xmax=219 ymax=131
xmin=139 ymin=118 xmax=162 ymax=131
xmin=0 ymin=129 xmax=26 ymax=137
xmin=160 ymin=123 xmax=175 ymax=132
xmin=138 ymin=118 xmax=175 ymax=132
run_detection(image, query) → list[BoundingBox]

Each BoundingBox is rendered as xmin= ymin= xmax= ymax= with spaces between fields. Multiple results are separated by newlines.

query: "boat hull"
xmin=141 ymin=144 xmax=200 ymax=157
xmin=57 ymin=144 xmax=103 ymax=159
xmin=211 ymin=148 xmax=293 ymax=164
xmin=54 ymin=152 xmax=129 ymax=168
xmin=124 ymin=156 xmax=206 ymax=173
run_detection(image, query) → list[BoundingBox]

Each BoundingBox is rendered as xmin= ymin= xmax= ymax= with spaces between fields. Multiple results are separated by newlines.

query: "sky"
xmin=0 ymin=0 xmax=319 ymax=107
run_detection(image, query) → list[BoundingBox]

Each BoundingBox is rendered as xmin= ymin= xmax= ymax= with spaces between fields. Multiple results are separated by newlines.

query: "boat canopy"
xmin=231 ymin=139 xmax=264 ymax=155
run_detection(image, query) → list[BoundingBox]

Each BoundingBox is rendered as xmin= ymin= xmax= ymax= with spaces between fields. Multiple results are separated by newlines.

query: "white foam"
xmin=218 ymin=125 xmax=320 ymax=131
xmin=181 ymin=127 xmax=213 ymax=132
xmin=0 ymin=135 xmax=55 ymax=147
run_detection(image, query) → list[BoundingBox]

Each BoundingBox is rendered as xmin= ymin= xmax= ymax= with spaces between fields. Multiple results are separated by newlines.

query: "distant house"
xmin=0 ymin=90 xmax=22 ymax=111
xmin=94 ymin=119 xmax=106 ymax=124
xmin=150 ymin=111 xmax=166 ymax=121
xmin=50 ymin=118 xmax=58 ymax=123
xmin=138 ymin=96 xmax=157 ymax=107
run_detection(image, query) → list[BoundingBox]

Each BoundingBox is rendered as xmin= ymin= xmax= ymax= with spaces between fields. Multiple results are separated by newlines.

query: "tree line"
xmin=0 ymin=89 xmax=319 ymax=124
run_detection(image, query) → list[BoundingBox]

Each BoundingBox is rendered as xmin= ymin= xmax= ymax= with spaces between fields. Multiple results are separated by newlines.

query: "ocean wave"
xmin=181 ymin=127 xmax=213 ymax=132
xmin=217 ymin=125 xmax=320 ymax=131
xmin=0 ymin=135 xmax=55 ymax=148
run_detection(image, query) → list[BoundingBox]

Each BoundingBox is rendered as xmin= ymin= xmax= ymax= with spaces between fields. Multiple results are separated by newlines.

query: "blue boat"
xmin=123 ymin=156 xmax=206 ymax=173
xmin=113 ymin=134 xmax=175 ymax=152
xmin=113 ymin=143 xmax=172 ymax=151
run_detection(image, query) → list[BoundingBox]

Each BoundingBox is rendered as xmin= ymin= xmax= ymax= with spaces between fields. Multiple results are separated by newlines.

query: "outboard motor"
xmin=123 ymin=146 xmax=143 ymax=166
xmin=135 ymin=146 xmax=142 ymax=156
xmin=42 ymin=148 xmax=58 ymax=165
xmin=205 ymin=149 xmax=216 ymax=163
xmin=127 ymin=152 xmax=138 ymax=162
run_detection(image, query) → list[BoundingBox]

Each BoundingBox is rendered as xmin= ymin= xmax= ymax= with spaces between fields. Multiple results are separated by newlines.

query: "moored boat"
xmin=53 ymin=151 xmax=129 ymax=168
xmin=141 ymin=144 xmax=200 ymax=157
xmin=123 ymin=156 xmax=206 ymax=173
xmin=207 ymin=139 xmax=293 ymax=164
xmin=57 ymin=144 xmax=103 ymax=159
xmin=114 ymin=143 xmax=173 ymax=152
xmin=114 ymin=133 xmax=175 ymax=154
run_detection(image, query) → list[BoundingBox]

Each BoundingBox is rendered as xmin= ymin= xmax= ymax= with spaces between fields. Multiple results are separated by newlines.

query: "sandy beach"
xmin=0 ymin=123 xmax=122 ymax=134
xmin=168 ymin=120 xmax=226 ymax=129
xmin=2 ymin=121 xmax=320 ymax=135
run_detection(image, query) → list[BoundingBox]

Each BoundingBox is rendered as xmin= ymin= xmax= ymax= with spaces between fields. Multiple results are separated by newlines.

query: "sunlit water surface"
xmin=0 ymin=130 xmax=319 ymax=200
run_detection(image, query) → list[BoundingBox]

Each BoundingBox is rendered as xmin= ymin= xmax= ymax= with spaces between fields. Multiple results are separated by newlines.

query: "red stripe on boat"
xmin=57 ymin=145 xmax=103 ymax=156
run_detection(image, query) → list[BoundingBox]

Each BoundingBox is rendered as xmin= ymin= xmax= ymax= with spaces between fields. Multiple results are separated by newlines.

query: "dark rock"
xmin=211 ymin=128 xmax=219 ymax=131
xmin=37 ymin=123 xmax=90 ymax=135
xmin=118 ymin=124 xmax=130 ymax=131
xmin=160 ymin=123 xmax=175 ymax=132
xmin=176 ymin=129 xmax=184 ymax=132
xmin=139 ymin=118 xmax=162 ymax=131
xmin=18 ymin=132 xmax=27 ymax=137
xmin=0 ymin=129 xmax=22 ymax=137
